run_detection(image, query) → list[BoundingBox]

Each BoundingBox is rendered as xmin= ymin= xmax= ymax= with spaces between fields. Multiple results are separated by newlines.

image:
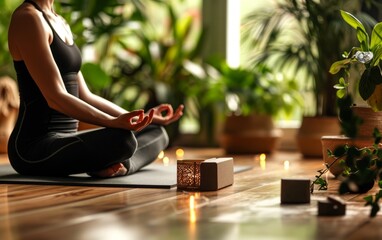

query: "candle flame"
xmin=259 ymin=153 xmax=266 ymax=170
xmin=284 ymin=160 xmax=290 ymax=171
xmin=158 ymin=151 xmax=165 ymax=159
xmin=162 ymin=156 xmax=170 ymax=166
xmin=176 ymin=148 xmax=185 ymax=160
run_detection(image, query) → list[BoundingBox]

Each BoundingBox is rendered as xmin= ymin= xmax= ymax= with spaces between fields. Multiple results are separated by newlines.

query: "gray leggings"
xmin=8 ymin=125 xmax=169 ymax=176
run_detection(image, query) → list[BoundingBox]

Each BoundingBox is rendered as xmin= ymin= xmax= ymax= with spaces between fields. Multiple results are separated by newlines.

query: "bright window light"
xmin=226 ymin=0 xmax=241 ymax=68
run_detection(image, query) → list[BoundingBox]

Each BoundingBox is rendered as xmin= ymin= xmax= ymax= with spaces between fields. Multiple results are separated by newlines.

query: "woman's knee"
xmin=139 ymin=125 xmax=169 ymax=149
xmin=158 ymin=126 xmax=169 ymax=149
xmin=112 ymin=128 xmax=138 ymax=151
xmin=87 ymin=128 xmax=138 ymax=161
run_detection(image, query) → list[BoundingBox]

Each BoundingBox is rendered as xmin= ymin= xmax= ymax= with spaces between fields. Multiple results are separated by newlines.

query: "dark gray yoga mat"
xmin=0 ymin=164 xmax=252 ymax=189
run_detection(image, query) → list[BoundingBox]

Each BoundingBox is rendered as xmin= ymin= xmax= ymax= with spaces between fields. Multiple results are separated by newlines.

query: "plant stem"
xmin=310 ymin=153 xmax=345 ymax=193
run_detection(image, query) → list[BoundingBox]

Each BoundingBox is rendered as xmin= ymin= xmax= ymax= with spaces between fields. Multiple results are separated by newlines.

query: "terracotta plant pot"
xmin=296 ymin=116 xmax=341 ymax=158
xmin=320 ymin=106 xmax=382 ymax=176
xmin=352 ymin=106 xmax=382 ymax=137
xmin=321 ymin=135 xmax=374 ymax=177
xmin=220 ymin=114 xmax=282 ymax=154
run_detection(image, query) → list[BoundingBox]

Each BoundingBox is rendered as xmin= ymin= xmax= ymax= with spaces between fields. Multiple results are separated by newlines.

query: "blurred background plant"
xmin=241 ymin=0 xmax=380 ymax=117
xmin=183 ymin=57 xmax=303 ymax=147
xmin=0 ymin=0 xmax=22 ymax=78
xmin=202 ymin=57 xmax=302 ymax=118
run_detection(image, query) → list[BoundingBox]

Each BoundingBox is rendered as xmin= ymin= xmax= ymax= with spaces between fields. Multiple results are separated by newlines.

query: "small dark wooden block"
xmin=318 ymin=195 xmax=346 ymax=216
xmin=280 ymin=178 xmax=311 ymax=204
xmin=327 ymin=195 xmax=346 ymax=205
xmin=200 ymin=157 xmax=234 ymax=191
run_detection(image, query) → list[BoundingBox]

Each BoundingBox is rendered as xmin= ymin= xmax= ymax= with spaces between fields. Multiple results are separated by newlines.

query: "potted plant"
xmin=313 ymin=10 xmax=382 ymax=218
xmin=313 ymin=127 xmax=382 ymax=218
xmin=205 ymin=58 xmax=302 ymax=154
xmin=323 ymin=9 xmax=382 ymax=174
xmin=241 ymin=0 xmax=378 ymax=157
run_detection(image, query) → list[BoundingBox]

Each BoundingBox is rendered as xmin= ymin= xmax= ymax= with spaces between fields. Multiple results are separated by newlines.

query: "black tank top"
xmin=13 ymin=0 xmax=82 ymax=140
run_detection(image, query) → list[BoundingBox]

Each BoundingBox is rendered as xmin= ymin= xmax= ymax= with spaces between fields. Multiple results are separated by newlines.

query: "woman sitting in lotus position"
xmin=7 ymin=0 xmax=183 ymax=177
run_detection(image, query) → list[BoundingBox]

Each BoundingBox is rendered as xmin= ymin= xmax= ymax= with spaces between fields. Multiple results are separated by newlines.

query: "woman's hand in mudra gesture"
xmin=150 ymin=104 xmax=184 ymax=126
xmin=115 ymin=109 xmax=154 ymax=131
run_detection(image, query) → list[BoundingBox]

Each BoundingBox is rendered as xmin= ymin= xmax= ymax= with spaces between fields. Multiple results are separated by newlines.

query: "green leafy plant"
xmin=121 ymin=1 xmax=204 ymax=110
xmin=330 ymin=10 xmax=382 ymax=112
xmin=312 ymin=126 xmax=382 ymax=217
xmin=202 ymin=58 xmax=303 ymax=118
xmin=312 ymin=10 xmax=382 ymax=218
xmin=241 ymin=0 xmax=377 ymax=117
xmin=0 ymin=0 xmax=23 ymax=78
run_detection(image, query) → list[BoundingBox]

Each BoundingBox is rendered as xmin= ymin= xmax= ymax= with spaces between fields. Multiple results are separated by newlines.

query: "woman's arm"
xmin=78 ymin=71 xmax=184 ymax=126
xmin=77 ymin=71 xmax=127 ymax=117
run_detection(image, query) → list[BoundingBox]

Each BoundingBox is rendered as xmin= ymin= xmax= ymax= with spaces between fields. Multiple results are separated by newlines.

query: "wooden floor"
xmin=1 ymin=147 xmax=382 ymax=240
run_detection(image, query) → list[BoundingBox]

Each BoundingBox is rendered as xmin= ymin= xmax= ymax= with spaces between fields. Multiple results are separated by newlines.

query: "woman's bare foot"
xmin=87 ymin=163 xmax=127 ymax=178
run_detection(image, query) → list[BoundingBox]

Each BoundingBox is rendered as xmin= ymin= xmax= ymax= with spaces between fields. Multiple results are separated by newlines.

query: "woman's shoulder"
xmin=8 ymin=3 xmax=49 ymax=60
xmin=9 ymin=3 xmax=47 ymax=38
xmin=11 ymin=3 xmax=42 ymax=24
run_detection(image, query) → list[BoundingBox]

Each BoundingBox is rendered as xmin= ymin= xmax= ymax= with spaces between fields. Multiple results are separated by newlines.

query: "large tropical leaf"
xmin=371 ymin=22 xmax=382 ymax=50
xmin=341 ymin=10 xmax=369 ymax=51
xmin=81 ymin=63 xmax=112 ymax=91
xmin=359 ymin=67 xmax=380 ymax=101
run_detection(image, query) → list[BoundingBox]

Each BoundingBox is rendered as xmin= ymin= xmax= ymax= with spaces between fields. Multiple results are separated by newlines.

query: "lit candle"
xmin=158 ymin=151 xmax=165 ymax=159
xmin=284 ymin=160 xmax=290 ymax=171
xmin=162 ymin=156 xmax=170 ymax=166
xmin=259 ymin=153 xmax=266 ymax=170
xmin=176 ymin=148 xmax=185 ymax=160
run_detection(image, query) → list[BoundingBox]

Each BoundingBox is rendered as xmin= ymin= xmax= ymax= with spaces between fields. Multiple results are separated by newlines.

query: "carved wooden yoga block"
xmin=177 ymin=159 xmax=204 ymax=190
xmin=280 ymin=178 xmax=311 ymax=204
xmin=177 ymin=158 xmax=234 ymax=191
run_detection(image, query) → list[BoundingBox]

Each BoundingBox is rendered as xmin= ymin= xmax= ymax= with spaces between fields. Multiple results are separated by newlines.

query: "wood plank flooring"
xmin=0 ymin=148 xmax=381 ymax=240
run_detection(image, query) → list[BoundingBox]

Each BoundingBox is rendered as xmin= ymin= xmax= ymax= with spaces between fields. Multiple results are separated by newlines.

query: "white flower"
xmin=354 ymin=51 xmax=373 ymax=64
